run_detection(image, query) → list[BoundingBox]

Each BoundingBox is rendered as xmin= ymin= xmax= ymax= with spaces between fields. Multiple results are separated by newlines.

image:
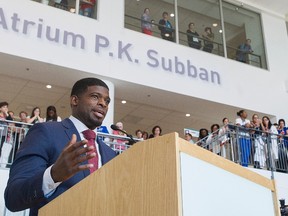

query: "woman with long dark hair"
xmin=26 ymin=107 xmax=44 ymax=124
xmin=206 ymin=124 xmax=220 ymax=155
xmin=261 ymin=116 xmax=278 ymax=170
xmin=251 ymin=114 xmax=265 ymax=169
xmin=197 ymin=128 xmax=209 ymax=148
xmin=44 ymin=105 xmax=62 ymax=122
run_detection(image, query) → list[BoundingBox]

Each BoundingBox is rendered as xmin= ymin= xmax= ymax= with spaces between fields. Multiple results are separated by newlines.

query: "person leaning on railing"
xmin=218 ymin=117 xmax=230 ymax=159
xmin=206 ymin=124 xmax=221 ymax=155
xmin=277 ymin=119 xmax=288 ymax=172
xmin=141 ymin=8 xmax=153 ymax=35
xmin=0 ymin=101 xmax=13 ymax=157
xmin=250 ymin=114 xmax=266 ymax=169
xmin=236 ymin=39 xmax=253 ymax=63
xmin=158 ymin=11 xmax=174 ymax=42
xmin=112 ymin=122 xmax=128 ymax=151
xmin=26 ymin=107 xmax=44 ymax=124
xmin=202 ymin=27 xmax=214 ymax=53
xmin=278 ymin=119 xmax=288 ymax=148
xmin=235 ymin=110 xmax=252 ymax=167
xmin=186 ymin=22 xmax=201 ymax=50
xmin=197 ymin=128 xmax=209 ymax=148
xmin=261 ymin=116 xmax=279 ymax=170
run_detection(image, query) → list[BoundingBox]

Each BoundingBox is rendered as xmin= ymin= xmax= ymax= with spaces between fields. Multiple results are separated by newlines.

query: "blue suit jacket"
xmin=5 ymin=118 xmax=116 ymax=216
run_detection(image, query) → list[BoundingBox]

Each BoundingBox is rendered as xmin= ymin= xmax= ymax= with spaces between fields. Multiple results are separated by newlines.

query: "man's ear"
xmin=70 ymin=95 xmax=79 ymax=106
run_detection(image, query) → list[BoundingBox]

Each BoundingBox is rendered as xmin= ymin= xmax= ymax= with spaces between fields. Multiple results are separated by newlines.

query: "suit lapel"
xmin=62 ymin=118 xmax=81 ymax=141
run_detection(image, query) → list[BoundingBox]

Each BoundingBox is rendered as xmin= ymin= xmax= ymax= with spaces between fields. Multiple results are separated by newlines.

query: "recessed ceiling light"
xmin=46 ymin=84 xmax=52 ymax=89
xmin=70 ymin=8 xmax=76 ymax=13
xmin=185 ymin=114 xmax=191 ymax=117
xmin=121 ymin=100 xmax=127 ymax=104
xmin=212 ymin=23 xmax=218 ymax=27
xmin=170 ymin=13 xmax=175 ymax=17
xmin=219 ymin=29 xmax=223 ymax=33
xmin=25 ymin=105 xmax=33 ymax=109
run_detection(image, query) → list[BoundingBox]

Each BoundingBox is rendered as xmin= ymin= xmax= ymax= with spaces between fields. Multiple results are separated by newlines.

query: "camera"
xmin=280 ymin=199 xmax=288 ymax=216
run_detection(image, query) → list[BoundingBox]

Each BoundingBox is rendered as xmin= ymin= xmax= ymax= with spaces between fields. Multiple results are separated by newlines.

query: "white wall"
xmin=0 ymin=0 xmax=288 ymax=119
xmin=248 ymin=168 xmax=288 ymax=202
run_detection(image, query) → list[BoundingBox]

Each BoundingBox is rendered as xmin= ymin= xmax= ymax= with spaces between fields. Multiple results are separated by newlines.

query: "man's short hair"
xmin=71 ymin=77 xmax=109 ymax=97
xmin=19 ymin=111 xmax=28 ymax=116
xmin=0 ymin=101 xmax=8 ymax=108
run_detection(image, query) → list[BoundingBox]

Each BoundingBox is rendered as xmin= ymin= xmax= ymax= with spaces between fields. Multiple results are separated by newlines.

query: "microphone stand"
xmin=110 ymin=125 xmax=137 ymax=145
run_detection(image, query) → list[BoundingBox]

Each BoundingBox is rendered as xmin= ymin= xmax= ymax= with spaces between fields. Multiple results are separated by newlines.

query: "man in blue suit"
xmin=5 ymin=77 xmax=117 ymax=215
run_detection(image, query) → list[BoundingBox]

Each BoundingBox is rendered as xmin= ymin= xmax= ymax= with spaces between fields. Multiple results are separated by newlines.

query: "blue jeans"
xmin=239 ymin=137 xmax=251 ymax=167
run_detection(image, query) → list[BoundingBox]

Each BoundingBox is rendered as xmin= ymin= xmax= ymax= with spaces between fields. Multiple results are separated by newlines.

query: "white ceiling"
xmin=0 ymin=53 xmax=271 ymax=138
xmin=239 ymin=0 xmax=288 ymax=18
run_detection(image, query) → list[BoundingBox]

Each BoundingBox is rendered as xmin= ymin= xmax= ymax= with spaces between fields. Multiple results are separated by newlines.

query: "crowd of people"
xmin=0 ymin=102 xmax=62 ymax=161
xmin=111 ymin=122 xmax=161 ymax=148
xmin=1 ymin=98 xmax=287 ymax=172
xmin=187 ymin=110 xmax=288 ymax=172
xmin=0 ymin=100 xmax=165 ymax=161
xmin=108 ymin=109 xmax=287 ymax=173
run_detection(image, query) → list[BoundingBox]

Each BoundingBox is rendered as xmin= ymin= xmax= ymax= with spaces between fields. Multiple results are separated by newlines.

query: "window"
xmin=177 ymin=0 xmax=224 ymax=56
xmin=124 ymin=0 xmax=267 ymax=69
xmin=125 ymin=0 xmax=175 ymax=42
xmin=33 ymin=0 xmax=98 ymax=19
xmin=222 ymin=2 xmax=267 ymax=69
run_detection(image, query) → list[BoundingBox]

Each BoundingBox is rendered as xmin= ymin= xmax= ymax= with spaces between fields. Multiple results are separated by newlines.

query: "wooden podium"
xmin=39 ymin=133 xmax=279 ymax=216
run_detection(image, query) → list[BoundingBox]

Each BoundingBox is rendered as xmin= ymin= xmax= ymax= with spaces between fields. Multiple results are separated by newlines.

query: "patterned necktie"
xmin=82 ymin=129 xmax=98 ymax=174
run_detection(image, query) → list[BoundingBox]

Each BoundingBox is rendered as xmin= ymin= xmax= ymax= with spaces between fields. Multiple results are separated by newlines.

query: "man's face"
xmin=71 ymin=85 xmax=110 ymax=130
xmin=20 ymin=112 xmax=27 ymax=120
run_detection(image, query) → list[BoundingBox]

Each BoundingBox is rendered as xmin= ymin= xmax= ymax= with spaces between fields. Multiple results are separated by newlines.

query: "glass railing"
xmin=125 ymin=14 xmax=263 ymax=68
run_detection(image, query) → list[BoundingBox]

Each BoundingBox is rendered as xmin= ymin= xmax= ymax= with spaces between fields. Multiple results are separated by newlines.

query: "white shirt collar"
xmin=69 ymin=115 xmax=97 ymax=139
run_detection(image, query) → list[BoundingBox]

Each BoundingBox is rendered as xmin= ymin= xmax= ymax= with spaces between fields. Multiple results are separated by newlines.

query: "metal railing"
xmin=0 ymin=120 xmax=141 ymax=168
xmin=2 ymin=119 xmax=287 ymax=174
xmin=1 ymin=120 xmax=287 ymax=215
xmin=196 ymin=124 xmax=288 ymax=174
xmin=0 ymin=120 xmax=32 ymax=168
xmin=97 ymin=132 xmax=142 ymax=154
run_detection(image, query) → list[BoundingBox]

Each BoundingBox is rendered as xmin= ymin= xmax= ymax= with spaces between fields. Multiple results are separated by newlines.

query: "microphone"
xmin=110 ymin=124 xmax=136 ymax=145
